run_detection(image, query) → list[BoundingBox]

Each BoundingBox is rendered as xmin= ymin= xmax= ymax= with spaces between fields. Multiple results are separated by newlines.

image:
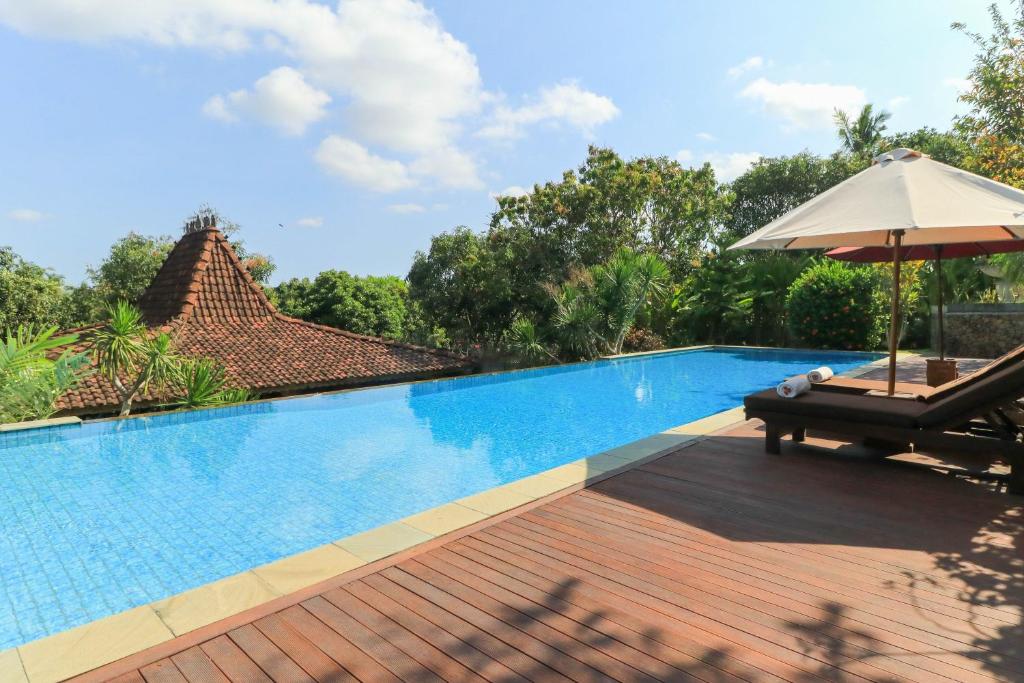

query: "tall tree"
xmin=410 ymin=147 xmax=731 ymax=348
xmin=0 ymin=247 xmax=71 ymax=332
xmin=833 ymin=104 xmax=892 ymax=156
xmin=86 ymin=232 xmax=175 ymax=312
xmin=883 ymin=127 xmax=972 ymax=167
xmin=726 ymin=152 xmax=867 ymax=240
xmin=952 ymin=1 xmax=1024 ymax=187
xmin=273 ymin=270 xmax=410 ymax=339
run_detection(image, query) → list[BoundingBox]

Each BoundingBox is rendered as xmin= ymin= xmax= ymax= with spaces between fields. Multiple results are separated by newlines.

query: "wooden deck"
xmin=74 ymin=419 xmax=1023 ymax=683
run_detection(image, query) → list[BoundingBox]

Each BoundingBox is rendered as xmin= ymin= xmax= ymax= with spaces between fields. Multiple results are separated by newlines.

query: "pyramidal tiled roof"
xmin=58 ymin=227 xmax=472 ymax=415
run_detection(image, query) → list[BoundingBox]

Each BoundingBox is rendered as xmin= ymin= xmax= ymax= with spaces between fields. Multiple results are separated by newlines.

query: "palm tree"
xmin=91 ymin=301 xmax=181 ymax=416
xmin=546 ymin=249 xmax=670 ymax=359
xmin=834 ymin=104 xmax=892 ymax=156
xmin=0 ymin=326 xmax=91 ymax=423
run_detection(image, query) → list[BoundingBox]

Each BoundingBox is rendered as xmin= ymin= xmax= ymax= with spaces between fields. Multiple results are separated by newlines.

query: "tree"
xmin=87 ymin=232 xmax=174 ymax=309
xmin=882 ymin=127 xmax=972 ymax=167
xmin=726 ymin=152 xmax=867 ymax=240
xmin=409 ymin=147 xmax=731 ymax=348
xmin=0 ymin=326 xmax=91 ymax=424
xmin=506 ymin=249 xmax=670 ymax=362
xmin=90 ymin=301 xmax=181 ymax=416
xmin=216 ymin=213 xmax=276 ymax=284
xmin=273 ymin=270 xmax=410 ymax=339
xmin=490 ymin=146 xmax=731 ymax=280
xmin=407 ymin=227 xmax=512 ymax=346
xmin=952 ymin=1 xmax=1024 ymax=187
xmin=0 ymin=247 xmax=72 ymax=331
xmin=833 ymin=104 xmax=892 ymax=156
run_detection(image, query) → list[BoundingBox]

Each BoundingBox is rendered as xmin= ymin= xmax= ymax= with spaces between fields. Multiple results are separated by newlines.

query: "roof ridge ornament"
xmin=183 ymin=205 xmax=219 ymax=234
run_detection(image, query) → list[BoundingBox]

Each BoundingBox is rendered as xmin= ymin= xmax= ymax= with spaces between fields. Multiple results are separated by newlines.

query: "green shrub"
xmin=786 ymin=260 xmax=886 ymax=350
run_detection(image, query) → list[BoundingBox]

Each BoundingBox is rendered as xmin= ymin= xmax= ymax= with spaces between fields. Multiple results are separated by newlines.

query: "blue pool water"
xmin=0 ymin=347 xmax=877 ymax=648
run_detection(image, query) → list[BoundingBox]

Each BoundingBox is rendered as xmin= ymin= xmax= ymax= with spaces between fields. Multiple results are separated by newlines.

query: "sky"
xmin=0 ymin=0 xmax=1011 ymax=285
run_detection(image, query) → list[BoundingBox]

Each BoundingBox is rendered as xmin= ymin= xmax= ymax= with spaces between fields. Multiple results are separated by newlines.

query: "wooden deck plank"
xmin=68 ymin=420 xmax=1022 ymax=683
xmin=301 ymin=594 xmax=444 ymax=683
xmin=417 ymin=551 xmax=676 ymax=682
xmin=252 ymin=613 xmax=355 ymax=683
xmin=449 ymin=536 xmax=805 ymax=683
xmin=427 ymin=546 xmax=730 ymax=683
xmin=344 ymin=579 xmax=529 ymax=683
xmin=324 ymin=586 xmax=485 ymax=682
xmin=362 ymin=572 xmax=569 ymax=682
xmin=511 ymin=507 xmax=1003 ymax=683
xmin=138 ymin=661 xmax=187 ymax=683
xmin=226 ymin=624 xmax=316 ymax=683
xmin=276 ymin=604 xmax=402 ymax=683
xmin=197 ymin=636 xmax=272 ymax=683
xmin=555 ymin=493 xmax=1017 ymax=625
xmin=167 ymin=649 xmax=230 ymax=683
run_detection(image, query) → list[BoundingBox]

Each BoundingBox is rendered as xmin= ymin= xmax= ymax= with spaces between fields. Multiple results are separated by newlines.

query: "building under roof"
xmin=57 ymin=222 xmax=473 ymax=416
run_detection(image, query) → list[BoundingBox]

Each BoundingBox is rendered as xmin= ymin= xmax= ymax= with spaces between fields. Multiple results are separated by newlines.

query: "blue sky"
xmin=0 ymin=0 xmax=1009 ymax=284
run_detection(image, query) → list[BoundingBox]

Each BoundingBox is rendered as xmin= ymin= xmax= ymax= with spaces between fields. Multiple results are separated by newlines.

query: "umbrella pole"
xmin=887 ymin=230 xmax=904 ymax=396
xmin=936 ymin=246 xmax=944 ymax=360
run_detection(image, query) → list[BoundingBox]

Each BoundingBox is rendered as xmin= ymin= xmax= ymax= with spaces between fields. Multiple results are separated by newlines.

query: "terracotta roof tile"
xmin=58 ymin=228 xmax=471 ymax=415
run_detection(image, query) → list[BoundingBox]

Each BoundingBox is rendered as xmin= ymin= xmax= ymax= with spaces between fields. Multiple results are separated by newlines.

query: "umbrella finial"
xmin=873 ymin=148 xmax=924 ymax=165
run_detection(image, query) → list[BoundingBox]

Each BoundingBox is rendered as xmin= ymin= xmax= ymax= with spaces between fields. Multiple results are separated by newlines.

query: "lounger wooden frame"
xmin=745 ymin=406 xmax=1024 ymax=495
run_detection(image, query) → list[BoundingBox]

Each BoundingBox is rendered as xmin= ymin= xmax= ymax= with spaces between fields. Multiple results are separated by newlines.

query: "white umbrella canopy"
xmin=729 ymin=148 xmax=1024 ymax=394
xmin=732 ymin=148 xmax=1024 ymax=250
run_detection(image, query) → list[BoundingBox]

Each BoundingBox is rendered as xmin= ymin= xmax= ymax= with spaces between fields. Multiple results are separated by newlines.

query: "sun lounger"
xmin=744 ymin=358 xmax=1024 ymax=494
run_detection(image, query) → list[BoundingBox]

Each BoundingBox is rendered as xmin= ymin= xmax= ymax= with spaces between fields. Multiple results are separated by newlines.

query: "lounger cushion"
xmin=918 ymin=360 xmax=1024 ymax=428
xmin=925 ymin=342 xmax=1024 ymax=402
xmin=812 ymin=376 xmax=935 ymax=400
xmin=744 ymin=388 xmax=926 ymax=429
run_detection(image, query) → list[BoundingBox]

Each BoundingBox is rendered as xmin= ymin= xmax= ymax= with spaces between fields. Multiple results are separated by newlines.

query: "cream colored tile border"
xmin=0 ymin=416 xmax=81 ymax=433
xmin=0 ymin=398 xmax=759 ymax=682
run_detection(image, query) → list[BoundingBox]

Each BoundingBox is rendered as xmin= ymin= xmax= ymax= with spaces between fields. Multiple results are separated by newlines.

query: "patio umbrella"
xmin=730 ymin=148 xmax=1024 ymax=394
xmin=826 ymin=240 xmax=1024 ymax=360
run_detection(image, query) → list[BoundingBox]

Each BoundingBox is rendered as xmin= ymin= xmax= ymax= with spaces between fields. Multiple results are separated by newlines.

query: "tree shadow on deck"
xmin=586 ymin=425 xmax=1024 ymax=682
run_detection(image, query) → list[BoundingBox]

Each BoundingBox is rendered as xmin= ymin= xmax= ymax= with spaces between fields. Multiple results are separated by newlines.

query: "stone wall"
xmin=939 ymin=303 xmax=1024 ymax=358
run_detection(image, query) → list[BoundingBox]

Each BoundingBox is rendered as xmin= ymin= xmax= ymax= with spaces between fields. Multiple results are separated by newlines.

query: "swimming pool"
xmin=0 ymin=346 xmax=877 ymax=648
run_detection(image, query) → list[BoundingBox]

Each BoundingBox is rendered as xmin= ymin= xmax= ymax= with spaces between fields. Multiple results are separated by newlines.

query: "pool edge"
xmin=5 ymin=403 xmax=755 ymax=683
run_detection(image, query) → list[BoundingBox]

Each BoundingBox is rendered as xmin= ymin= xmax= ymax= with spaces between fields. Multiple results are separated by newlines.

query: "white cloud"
xmin=295 ymin=216 xmax=323 ymax=228
xmin=740 ymin=77 xmax=866 ymax=129
xmin=944 ymin=77 xmax=972 ymax=93
xmin=727 ymin=56 xmax=766 ymax=78
xmin=0 ymin=0 xmax=492 ymax=189
xmin=695 ymin=131 xmax=715 ymax=141
xmin=7 ymin=208 xmax=44 ymax=222
xmin=887 ymin=95 xmax=910 ymax=109
xmin=314 ymin=136 xmax=413 ymax=192
xmin=478 ymin=81 xmax=619 ymax=140
xmin=203 ymin=67 xmax=330 ymax=135
xmin=676 ymin=150 xmax=761 ymax=182
xmin=704 ymin=152 xmax=761 ymax=181
xmin=387 ymin=203 xmax=426 ymax=214
xmin=408 ymin=146 xmax=483 ymax=189
xmin=488 ymin=185 xmax=529 ymax=199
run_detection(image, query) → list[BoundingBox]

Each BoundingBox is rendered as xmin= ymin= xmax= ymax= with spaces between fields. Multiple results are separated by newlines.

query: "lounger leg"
xmin=1009 ymin=454 xmax=1024 ymax=496
xmin=792 ymin=427 xmax=806 ymax=443
xmin=765 ymin=424 xmax=782 ymax=455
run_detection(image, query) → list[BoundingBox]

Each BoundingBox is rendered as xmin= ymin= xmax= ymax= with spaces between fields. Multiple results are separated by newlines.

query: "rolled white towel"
xmin=806 ymin=366 xmax=834 ymax=384
xmin=776 ymin=375 xmax=811 ymax=398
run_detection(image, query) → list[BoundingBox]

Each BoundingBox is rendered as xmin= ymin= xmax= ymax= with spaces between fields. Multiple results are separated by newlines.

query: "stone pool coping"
xmin=1 ymin=351 xmax=891 ymax=683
